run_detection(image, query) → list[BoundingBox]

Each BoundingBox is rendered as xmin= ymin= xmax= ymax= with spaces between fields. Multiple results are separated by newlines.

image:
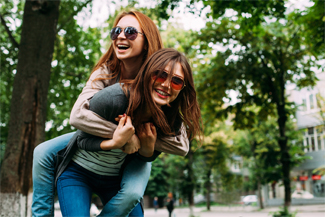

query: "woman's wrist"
xmin=138 ymin=148 xmax=154 ymax=157
xmin=100 ymin=139 xmax=120 ymax=150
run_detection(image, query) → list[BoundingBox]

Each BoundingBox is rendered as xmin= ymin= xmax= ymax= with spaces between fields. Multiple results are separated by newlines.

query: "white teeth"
xmin=156 ymin=89 xmax=168 ymax=96
xmin=117 ymin=45 xmax=129 ymax=48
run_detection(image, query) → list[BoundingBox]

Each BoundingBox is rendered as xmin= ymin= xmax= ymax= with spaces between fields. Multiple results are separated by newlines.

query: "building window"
xmin=300 ymin=91 xmax=323 ymax=112
xmin=303 ymin=126 xmax=325 ymax=152
xmin=302 ymin=98 xmax=307 ymax=111
xmin=317 ymin=135 xmax=322 ymax=150
xmin=310 ymin=94 xmax=315 ymax=110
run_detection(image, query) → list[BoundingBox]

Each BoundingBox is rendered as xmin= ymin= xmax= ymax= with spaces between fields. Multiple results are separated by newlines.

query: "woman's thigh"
xmin=93 ymin=175 xmax=121 ymax=206
xmin=57 ymin=162 xmax=92 ymax=217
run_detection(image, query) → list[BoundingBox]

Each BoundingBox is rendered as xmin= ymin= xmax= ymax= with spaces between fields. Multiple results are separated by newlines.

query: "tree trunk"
xmin=0 ymin=0 xmax=60 ymax=216
xmin=277 ymin=99 xmax=291 ymax=207
xmin=257 ymin=180 xmax=264 ymax=209
xmin=279 ymin=136 xmax=291 ymax=207
xmin=206 ymin=169 xmax=211 ymax=211
xmin=186 ymin=146 xmax=195 ymax=217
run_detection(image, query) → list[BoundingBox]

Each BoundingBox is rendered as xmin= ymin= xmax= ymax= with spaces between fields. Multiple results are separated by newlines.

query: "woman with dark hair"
xmin=56 ymin=48 xmax=202 ymax=217
xmin=32 ymin=11 xmax=189 ymax=217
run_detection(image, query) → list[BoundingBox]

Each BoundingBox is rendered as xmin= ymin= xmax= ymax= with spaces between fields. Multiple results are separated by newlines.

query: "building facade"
xmin=290 ymin=72 xmax=325 ymax=199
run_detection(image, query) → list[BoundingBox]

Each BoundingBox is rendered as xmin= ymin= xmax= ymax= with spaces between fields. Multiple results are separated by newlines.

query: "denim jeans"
xmin=57 ymin=162 xmax=143 ymax=217
xmin=32 ymin=132 xmax=152 ymax=217
xmin=99 ymin=157 xmax=151 ymax=216
xmin=32 ymin=132 xmax=75 ymax=216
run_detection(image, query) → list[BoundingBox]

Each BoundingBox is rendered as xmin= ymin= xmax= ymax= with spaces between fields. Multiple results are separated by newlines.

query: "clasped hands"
xmin=100 ymin=114 xmax=156 ymax=157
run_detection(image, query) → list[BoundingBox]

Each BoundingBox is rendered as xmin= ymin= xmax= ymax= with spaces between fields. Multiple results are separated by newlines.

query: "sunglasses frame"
xmin=152 ymin=71 xmax=186 ymax=91
xmin=110 ymin=26 xmax=144 ymax=41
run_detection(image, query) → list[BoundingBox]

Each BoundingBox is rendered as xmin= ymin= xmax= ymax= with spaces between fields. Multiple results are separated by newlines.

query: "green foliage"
xmin=202 ymin=0 xmax=286 ymax=29
xmin=196 ymin=15 xmax=319 ymax=127
xmin=216 ymin=172 xmax=243 ymax=204
xmin=46 ymin=0 xmax=102 ymax=140
xmin=0 ymin=0 xmax=24 ymax=163
xmin=234 ymin=115 xmax=306 ymax=188
xmin=290 ymin=0 xmax=325 ymax=58
xmin=145 ymin=155 xmax=170 ymax=198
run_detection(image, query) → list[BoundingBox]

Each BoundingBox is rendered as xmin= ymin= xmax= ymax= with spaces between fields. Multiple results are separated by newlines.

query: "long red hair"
xmin=123 ymin=48 xmax=203 ymax=142
xmin=91 ymin=11 xmax=163 ymax=81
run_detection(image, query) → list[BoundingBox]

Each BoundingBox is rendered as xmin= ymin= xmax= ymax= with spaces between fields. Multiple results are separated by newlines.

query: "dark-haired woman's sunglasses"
xmin=152 ymin=71 xmax=185 ymax=91
xmin=110 ymin=26 xmax=144 ymax=40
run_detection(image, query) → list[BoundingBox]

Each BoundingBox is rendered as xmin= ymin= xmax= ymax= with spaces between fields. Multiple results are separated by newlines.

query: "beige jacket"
xmin=69 ymin=66 xmax=189 ymax=156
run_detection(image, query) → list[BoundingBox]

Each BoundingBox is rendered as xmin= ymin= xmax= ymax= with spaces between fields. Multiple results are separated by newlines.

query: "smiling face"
xmin=151 ymin=62 xmax=185 ymax=107
xmin=113 ymin=15 xmax=146 ymax=64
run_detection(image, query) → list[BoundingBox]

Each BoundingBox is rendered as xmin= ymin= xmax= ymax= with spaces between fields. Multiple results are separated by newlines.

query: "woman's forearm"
xmin=69 ymin=67 xmax=118 ymax=139
xmin=154 ymin=123 xmax=189 ymax=156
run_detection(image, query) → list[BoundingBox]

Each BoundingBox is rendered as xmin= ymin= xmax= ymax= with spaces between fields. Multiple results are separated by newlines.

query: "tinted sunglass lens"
xmin=171 ymin=77 xmax=184 ymax=90
xmin=153 ymin=71 xmax=167 ymax=83
xmin=125 ymin=27 xmax=138 ymax=40
xmin=110 ymin=27 xmax=121 ymax=40
xmin=153 ymin=71 xmax=184 ymax=90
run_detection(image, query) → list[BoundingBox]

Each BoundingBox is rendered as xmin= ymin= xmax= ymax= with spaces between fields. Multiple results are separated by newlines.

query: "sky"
xmin=76 ymin=0 xmax=207 ymax=31
xmin=76 ymin=0 xmax=314 ymax=31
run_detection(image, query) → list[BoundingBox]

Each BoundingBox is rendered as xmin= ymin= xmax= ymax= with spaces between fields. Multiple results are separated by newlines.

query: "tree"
xmin=0 ymin=0 xmax=60 ymax=208
xmin=195 ymin=2 xmax=321 ymax=208
xmin=0 ymin=1 xmax=97 ymax=215
xmin=195 ymin=121 xmax=234 ymax=210
xmin=234 ymin=114 xmax=306 ymax=209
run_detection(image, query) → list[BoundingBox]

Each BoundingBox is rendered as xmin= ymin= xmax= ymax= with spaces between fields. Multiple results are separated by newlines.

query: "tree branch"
xmin=56 ymin=0 xmax=93 ymax=32
xmin=0 ymin=13 xmax=19 ymax=49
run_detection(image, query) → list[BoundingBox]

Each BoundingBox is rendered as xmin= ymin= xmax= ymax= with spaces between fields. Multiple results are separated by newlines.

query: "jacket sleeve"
xmin=69 ymin=67 xmax=118 ymax=138
xmin=76 ymin=132 xmax=104 ymax=151
xmin=75 ymin=84 xmax=128 ymax=151
xmin=155 ymin=123 xmax=189 ymax=156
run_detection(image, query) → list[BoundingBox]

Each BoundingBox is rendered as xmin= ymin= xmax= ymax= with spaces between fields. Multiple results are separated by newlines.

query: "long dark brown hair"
xmin=123 ymin=48 xmax=202 ymax=142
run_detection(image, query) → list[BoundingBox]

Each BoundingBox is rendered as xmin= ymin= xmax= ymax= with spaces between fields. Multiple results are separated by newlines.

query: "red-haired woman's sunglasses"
xmin=152 ymin=71 xmax=185 ymax=91
xmin=110 ymin=26 xmax=144 ymax=40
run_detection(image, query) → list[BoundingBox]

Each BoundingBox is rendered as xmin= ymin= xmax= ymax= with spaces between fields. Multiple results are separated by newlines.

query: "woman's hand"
xmin=121 ymin=134 xmax=140 ymax=154
xmin=100 ymin=114 xmax=135 ymax=150
xmin=137 ymin=123 xmax=157 ymax=157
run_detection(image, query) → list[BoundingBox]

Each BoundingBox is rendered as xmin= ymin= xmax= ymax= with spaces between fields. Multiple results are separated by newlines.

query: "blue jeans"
xmin=32 ymin=132 xmax=152 ymax=217
xmin=57 ymin=162 xmax=143 ymax=217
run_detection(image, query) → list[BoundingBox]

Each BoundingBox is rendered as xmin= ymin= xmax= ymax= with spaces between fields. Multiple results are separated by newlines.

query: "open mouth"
xmin=156 ymin=89 xmax=169 ymax=97
xmin=117 ymin=44 xmax=130 ymax=50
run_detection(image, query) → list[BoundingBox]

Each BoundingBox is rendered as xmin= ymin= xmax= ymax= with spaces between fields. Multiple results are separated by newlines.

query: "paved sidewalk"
xmin=143 ymin=204 xmax=325 ymax=217
xmin=55 ymin=204 xmax=325 ymax=217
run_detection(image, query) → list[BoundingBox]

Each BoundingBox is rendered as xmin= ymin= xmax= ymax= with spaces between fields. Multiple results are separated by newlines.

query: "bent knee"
xmin=33 ymin=142 xmax=55 ymax=168
xmin=125 ymin=191 xmax=143 ymax=204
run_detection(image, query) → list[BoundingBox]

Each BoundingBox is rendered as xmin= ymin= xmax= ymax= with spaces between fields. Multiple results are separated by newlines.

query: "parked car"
xmin=291 ymin=190 xmax=314 ymax=199
xmin=242 ymin=195 xmax=258 ymax=205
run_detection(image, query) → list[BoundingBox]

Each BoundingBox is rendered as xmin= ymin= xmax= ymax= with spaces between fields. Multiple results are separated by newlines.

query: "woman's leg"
xmin=99 ymin=157 xmax=152 ymax=217
xmin=56 ymin=162 xmax=92 ymax=217
xmin=32 ymin=132 xmax=75 ymax=217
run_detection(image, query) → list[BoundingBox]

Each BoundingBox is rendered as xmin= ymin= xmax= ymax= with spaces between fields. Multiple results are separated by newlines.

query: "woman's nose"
xmin=117 ymin=29 xmax=126 ymax=39
xmin=161 ymin=79 xmax=171 ymax=89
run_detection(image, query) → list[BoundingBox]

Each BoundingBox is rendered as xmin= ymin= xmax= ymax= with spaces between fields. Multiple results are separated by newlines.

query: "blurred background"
xmin=0 ymin=0 xmax=324 ymax=216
